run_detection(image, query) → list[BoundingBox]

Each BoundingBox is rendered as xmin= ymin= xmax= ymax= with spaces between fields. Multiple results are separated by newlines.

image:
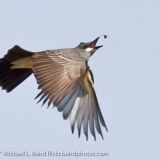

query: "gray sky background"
xmin=0 ymin=0 xmax=160 ymax=160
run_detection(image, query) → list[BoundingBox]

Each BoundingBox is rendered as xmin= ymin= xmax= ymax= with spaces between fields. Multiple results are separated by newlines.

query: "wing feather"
xmin=31 ymin=52 xmax=86 ymax=106
xmin=71 ymin=70 xmax=107 ymax=140
xmin=62 ymin=85 xmax=80 ymax=119
xmin=31 ymin=51 xmax=107 ymax=140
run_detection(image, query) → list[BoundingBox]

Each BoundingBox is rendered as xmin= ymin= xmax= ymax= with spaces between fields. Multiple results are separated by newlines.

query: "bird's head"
xmin=77 ymin=37 xmax=104 ymax=56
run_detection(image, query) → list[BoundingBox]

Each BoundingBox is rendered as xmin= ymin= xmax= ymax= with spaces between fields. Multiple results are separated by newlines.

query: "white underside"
xmin=85 ymin=47 xmax=93 ymax=52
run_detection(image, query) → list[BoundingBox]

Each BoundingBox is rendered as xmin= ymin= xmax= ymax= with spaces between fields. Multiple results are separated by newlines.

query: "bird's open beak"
xmin=89 ymin=37 xmax=103 ymax=51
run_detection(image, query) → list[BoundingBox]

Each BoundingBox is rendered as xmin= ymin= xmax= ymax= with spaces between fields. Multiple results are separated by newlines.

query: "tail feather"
xmin=0 ymin=45 xmax=33 ymax=92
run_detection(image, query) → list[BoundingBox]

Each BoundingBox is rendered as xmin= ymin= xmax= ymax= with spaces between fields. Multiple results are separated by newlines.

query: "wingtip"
xmin=101 ymin=134 xmax=104 ymax=140
xmin=63 ymin=114 xmax=68 ymax=120
xmin=84 ymin=132 xmax=89 ymax=141
xmin=91 ymin=132 xmax=96 ymax=141
xmin=105 ymin=126 xmax=108 ymax=132
xmin=71 ymin=125 xmax=74 ymax=134
xmin=78 ymin=129 xmax=81 ymax=138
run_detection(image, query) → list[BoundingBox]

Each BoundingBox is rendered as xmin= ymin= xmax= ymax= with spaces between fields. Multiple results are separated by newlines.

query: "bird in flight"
xmin=0 ymin=36 xmax=107 ymax=140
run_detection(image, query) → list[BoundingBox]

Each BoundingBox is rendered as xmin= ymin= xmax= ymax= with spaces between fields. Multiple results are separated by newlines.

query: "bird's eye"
xmin=79 ymin=42 xmax=87 ymax=48
xmin=80 ymin=42 xmax=85 ymax=46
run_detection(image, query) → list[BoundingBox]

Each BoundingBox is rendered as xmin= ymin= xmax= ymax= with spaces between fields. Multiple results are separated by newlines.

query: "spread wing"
xmin=69 ymin=70 xmax=108 ymax=140
xmin=31 ymin=51 xmax=86 ymax=106
xmin=31 ymin=51 xmax=107 ymax=140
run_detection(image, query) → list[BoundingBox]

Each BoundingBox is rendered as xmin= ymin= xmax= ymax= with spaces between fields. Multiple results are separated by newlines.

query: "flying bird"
xmin=0 ymin=36 xmax=107 ymax=140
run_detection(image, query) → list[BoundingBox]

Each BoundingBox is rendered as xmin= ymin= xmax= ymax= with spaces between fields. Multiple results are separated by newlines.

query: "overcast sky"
xmin=0 ymin=0 xmax=160 ymax=160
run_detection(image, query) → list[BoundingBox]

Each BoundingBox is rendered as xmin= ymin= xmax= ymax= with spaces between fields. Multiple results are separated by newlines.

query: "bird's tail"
xmin=0 ymin=45 xmax=34 ymax=92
